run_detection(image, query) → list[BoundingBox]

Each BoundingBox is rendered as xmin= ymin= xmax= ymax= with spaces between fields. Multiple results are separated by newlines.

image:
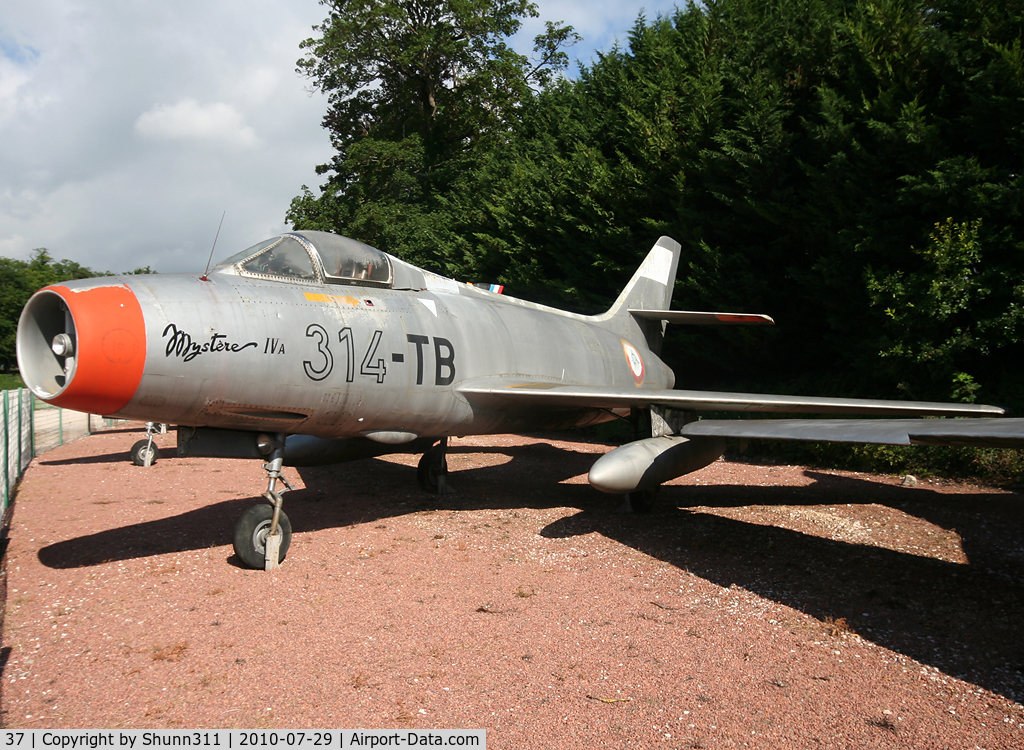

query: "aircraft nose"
xmin=16 ymin=282 xmax=147 ymax=415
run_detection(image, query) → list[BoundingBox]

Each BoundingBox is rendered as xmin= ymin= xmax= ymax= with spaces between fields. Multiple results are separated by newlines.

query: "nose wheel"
xmin=232 ymin=433 xmax=294 ymax=570
xmin=130 ymin=422 xmax=162 ymax=466
xmin=130 ymin=439 xmax=157 ymax=466
xmin=233 ymin=504 xmax=292 ymax=569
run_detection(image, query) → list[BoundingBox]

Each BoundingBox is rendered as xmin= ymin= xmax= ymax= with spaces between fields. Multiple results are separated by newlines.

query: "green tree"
xmin=291 ymin=0 xmax=1023 ymax=409
xmin=442 ymin=0 xmax=1024 ymax=405
xmin=288 ymin=0 xmax=578 ymax=270
xmin=866 ymin=218 xmax=1024 ymax=402
xmin=0 ymin=250 xmax=98 ymax=370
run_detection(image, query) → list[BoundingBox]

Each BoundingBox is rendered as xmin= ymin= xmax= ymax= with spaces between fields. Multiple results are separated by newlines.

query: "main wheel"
xmin=417 ymin=445 xmax=448 ymax=493
xmin=130 ymin=439 xmax=158 ymax=466
xmin=625 ymin=486 xmax=659 ymax=514
xmin=233 ymin=504 xmax=292 ymax=569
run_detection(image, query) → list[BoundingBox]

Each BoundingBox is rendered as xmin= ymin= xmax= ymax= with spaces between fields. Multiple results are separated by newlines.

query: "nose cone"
xmin=17 ymin=282 xmax=146 ymax=415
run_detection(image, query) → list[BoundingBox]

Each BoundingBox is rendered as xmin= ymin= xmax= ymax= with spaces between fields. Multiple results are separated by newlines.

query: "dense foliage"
xmin=293 ymin=0 xmax=1023 ymax=413
xmin=0 ymin=251 xmax=96 ymax=370
xmin=0 ymin=252 xmax=152 ymax=370
xmin=288 ymin=0 xmax=578 ymax=269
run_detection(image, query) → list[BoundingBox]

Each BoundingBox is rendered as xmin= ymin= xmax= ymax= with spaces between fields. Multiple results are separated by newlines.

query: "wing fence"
xmin=2 ymin=388 xmax=127 ymax=517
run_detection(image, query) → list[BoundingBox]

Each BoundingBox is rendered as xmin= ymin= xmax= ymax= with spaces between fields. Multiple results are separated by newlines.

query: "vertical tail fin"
xmin=605 ymin=236 xmax=682 ymax=317
xmin=596 ymin=237 xmax=682 ymax=351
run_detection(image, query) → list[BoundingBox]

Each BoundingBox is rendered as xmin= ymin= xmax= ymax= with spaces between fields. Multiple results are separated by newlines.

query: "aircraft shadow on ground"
xmin=40 ymin=450 xmax=140 ymax=466
xmin=540 ymin=470 xmax=1024 ymax=705
xmin=36 ymin=440 xmax=1024 ymax=702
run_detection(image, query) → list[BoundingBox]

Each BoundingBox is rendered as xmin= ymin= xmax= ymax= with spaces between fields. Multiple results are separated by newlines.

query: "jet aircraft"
xmin=16 ymin=231 xmax=1024 ymax=569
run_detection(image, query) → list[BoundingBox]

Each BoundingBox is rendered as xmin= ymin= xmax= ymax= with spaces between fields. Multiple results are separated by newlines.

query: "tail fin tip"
xmin=607 ymin=236 xmax=682 ymax=317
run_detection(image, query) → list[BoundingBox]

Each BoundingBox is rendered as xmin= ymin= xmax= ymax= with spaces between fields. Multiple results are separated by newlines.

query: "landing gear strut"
xmin=233 ymin=433 xmax=294 ymax=570
xmin=417 ymin=438 xmax=451 ymax=494
xmin=622 ymin=487 xmax=659 ymax=514
xmin=616 ymin=407 xmax=677 ymax=513
xmin=130 ymin=422 xmax=161 ymax=466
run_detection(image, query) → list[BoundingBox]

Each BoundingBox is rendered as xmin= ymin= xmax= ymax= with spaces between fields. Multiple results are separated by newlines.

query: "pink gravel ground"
xmin=2 ymin=424 xmax=1023 ymax=748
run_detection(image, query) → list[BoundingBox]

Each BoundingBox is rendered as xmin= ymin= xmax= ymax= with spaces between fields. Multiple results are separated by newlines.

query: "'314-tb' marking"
xmin=302 ymin=326 xmax=455 ymax=386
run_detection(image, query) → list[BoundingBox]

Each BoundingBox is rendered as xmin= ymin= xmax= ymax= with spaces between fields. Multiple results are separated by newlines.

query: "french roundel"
xmin=621 ymin=340 xmax=645 ymax=384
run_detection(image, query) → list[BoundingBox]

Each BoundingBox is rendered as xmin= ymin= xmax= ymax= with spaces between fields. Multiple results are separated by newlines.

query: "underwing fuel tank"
xmin=587 ymin=435 xmax=727 ymax=494
xmin=16 ymin=283 xmax=146 ymax=415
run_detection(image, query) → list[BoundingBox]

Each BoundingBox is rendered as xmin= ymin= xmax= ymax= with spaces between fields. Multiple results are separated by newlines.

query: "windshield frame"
xmin=213 ymin=232 xmax=395 ymax=289
xmin=214 ymin=235 xmax=322 ymax=285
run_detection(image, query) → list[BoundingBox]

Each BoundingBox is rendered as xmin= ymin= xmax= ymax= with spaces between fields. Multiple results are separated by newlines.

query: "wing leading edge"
xmin=458 ymin=381 xmax=1024 ymax=448
xmin=458 ymin=382 xmax=1005 ymax=418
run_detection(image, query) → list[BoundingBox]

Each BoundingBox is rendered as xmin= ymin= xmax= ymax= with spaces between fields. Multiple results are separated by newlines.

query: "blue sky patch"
xmin=0 ymin=35 xmax=40 ymax=65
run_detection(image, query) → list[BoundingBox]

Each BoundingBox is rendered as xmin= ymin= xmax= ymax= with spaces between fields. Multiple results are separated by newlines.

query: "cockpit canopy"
xmin=214 ymin=232 xmax=393 ymax=287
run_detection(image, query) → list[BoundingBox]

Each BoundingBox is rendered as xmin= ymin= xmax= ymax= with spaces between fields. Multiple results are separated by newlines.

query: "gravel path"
xmin=2 ymin=425 xmax=1023 ymax=748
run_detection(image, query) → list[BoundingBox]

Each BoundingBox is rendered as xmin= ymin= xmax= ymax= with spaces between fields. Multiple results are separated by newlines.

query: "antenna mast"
xmin=201 ymin=211 xmax=226 ymax=281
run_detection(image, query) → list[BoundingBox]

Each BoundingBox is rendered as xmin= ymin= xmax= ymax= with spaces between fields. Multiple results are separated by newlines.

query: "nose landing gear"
xmin=130 ymin=422 xmax=164 ymax=466
xmin=233 ymin=434 xmax=294 ymax=570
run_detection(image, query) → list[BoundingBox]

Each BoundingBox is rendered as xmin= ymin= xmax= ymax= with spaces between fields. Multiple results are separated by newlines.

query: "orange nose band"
xmin=48 ymin=284 xmax=147 ymax=415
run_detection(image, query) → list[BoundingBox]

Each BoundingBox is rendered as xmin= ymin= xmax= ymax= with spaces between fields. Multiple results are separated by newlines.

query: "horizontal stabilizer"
xmin=458 ymin=381 xmax=1005 ymax=418
xmin=682 ymin=417 xmax=1024 ymax=448
xmin=630 ymin=309 xmax=775 ymax=326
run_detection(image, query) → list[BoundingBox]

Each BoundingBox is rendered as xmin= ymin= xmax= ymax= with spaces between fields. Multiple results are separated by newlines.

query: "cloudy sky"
xmin=1 ymin=1 xmax=681 ymax=274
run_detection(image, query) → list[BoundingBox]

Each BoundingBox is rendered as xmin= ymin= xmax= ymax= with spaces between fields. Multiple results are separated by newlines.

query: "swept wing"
xmin=458 ymin=381 xmax=1005 ymax=419
xmin=681 ymin=417 xmax=1024 ymax=448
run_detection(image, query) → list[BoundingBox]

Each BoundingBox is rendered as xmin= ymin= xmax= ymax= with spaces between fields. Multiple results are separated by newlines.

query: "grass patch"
xmin=0 ymin=373 xmax=25 ymax=390
xmin=823 ymin=616 xmax=854 ymax=637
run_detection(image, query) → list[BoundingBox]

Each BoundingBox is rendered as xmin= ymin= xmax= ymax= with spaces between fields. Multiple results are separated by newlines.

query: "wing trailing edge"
xmin=681 ymin=417 xmax=1024 ymax=448
xmin=629 ymin=310 xmax=775 ymax=326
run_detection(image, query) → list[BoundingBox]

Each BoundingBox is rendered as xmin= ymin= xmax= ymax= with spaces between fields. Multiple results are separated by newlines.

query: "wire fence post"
xmin=17 ymin=388 xmax=23 ymax=476
xmin=2 ymin=388 xmax=130 ymax=512
xmin=3 ymin=390 xmax=9 ymax=513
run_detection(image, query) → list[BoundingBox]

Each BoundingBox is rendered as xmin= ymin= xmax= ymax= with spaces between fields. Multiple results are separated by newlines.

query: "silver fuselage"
xmin=42 ymin=267 xmax=671 ymax=439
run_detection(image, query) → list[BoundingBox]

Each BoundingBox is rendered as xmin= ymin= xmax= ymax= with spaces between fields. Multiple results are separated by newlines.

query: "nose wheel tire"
xmin=233 ymin=504 xmax=292 ymax=569
xmin=130 ymin=439 xmax=158 ymax=466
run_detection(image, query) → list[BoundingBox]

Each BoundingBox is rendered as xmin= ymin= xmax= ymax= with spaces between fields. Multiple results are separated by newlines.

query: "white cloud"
xmin=135 ymin=98 xmax=260 ymax=148
xmin=0 ymin=1 xmax=333 ymax=272
xmin=525 ymin=1 xmax=681 ymax=68
xmin=0 ymin=50 xmax=52 ymax=127
xmin=0 ymin=0 xmax=680 ymax=273
xmin=0 ymin=61 xmax=30 ymax=126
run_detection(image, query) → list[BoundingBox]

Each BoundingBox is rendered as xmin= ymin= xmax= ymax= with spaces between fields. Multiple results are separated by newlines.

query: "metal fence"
xmin=2 ymin=388 xmax=125 ymax=515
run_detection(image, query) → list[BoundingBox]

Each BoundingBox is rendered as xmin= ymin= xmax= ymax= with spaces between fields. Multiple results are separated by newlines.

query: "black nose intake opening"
xmin=16 ymin=290 xmax=77 ymax=398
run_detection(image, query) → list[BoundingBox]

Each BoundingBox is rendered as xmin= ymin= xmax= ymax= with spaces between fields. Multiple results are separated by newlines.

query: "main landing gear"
xmin=417 ymin=438 xmax=451 ymax=494
xmin=617 ymin=407 xmax=668 ymax=514
xmin=233 ymin=433 xmax=294 ymax=570
xmin=230 ymin=434 xmax=450 ymax=569
xmin=623 ymin=486 xmax=659 ymax=514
